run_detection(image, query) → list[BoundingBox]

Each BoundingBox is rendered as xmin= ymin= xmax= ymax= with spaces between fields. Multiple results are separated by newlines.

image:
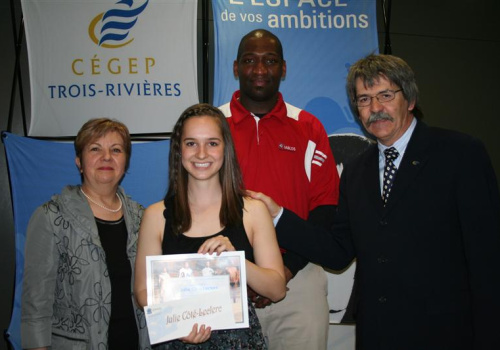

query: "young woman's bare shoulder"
xmin=242 ymin=196 xmax=267 ymax=214
xmin=143 ymin=200 xmax=166 ymax=218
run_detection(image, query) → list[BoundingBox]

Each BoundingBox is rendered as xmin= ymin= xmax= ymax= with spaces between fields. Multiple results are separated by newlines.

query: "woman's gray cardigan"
xmin=21 ymin=185 xmax=151 ymax=349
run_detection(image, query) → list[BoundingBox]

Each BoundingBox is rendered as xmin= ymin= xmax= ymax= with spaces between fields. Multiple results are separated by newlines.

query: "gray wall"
xmin=1 ymin=0 xmax=499 ymax=349
xmin=386 ymin=1 xmax=500 ymax=179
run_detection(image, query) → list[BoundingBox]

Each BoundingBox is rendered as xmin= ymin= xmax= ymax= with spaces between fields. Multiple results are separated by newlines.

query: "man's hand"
xmin=248 ymin=267 xmax=294 ymax=308
xmin=246 ymin=190 xmax=282 ymax=218
xmin=248 ymin=287 xmax=273 ymax=308
xmin=284 ymin=266 xmax=294 ymax=284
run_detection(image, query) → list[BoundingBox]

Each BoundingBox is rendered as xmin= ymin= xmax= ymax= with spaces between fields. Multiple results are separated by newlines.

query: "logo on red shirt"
xmin=279 ymin=143 xmax=296 ymax=152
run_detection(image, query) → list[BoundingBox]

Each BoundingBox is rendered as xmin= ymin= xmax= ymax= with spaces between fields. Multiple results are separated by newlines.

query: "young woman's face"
xmin=181 ymin=116 xmax=224 ymax=182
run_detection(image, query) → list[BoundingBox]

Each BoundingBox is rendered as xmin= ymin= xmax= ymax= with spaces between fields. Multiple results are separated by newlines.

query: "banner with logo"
xmin=212 ymin=0 xmax=378 ymax=136
xmin=22 ymin=0 xmax=199 ymax=136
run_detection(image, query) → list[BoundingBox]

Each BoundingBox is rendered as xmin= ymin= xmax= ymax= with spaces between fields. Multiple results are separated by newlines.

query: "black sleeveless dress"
xmin=153 ymin=199 xmax=267 ymax=350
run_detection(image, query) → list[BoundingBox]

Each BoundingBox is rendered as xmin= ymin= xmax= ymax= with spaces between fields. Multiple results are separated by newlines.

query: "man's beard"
xmin=366 ymin=112 xmax=394 ymax=126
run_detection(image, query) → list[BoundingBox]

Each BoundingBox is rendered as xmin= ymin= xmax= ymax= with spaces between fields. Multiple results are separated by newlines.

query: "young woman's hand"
xmin=197 ymin=235 xmax=235 ymax=255
xmin=179 ymin=323 xmax=212 ymax=344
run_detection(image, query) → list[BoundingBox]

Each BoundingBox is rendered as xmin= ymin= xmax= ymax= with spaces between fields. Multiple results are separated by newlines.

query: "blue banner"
xmin=212 ymin=0 xmax=378 ymax=135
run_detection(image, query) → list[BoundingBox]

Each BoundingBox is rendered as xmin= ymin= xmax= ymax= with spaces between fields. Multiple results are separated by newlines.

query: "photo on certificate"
xmin=145 ymin=250 xmax=249 ymax=343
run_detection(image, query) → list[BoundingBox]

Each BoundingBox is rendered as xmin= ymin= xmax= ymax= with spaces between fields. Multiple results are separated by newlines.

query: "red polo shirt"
xmin=220 ymin=91 xmax=339 ymax=220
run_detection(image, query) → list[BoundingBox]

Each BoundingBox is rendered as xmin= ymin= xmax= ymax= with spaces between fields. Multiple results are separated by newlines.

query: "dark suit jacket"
xmin=277 ymin=120 xmax=500 ymax=350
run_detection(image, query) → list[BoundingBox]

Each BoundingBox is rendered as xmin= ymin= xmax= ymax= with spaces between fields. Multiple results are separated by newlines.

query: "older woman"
xmin=135 ymin=104 xmax=286 ymax=349
xmin=21 ymin=118 xmax=150 ymax=349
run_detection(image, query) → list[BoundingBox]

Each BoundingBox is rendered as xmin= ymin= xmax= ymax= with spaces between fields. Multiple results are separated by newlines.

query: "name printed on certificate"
xmin=145 ymin=251 xmax=249 ymax=343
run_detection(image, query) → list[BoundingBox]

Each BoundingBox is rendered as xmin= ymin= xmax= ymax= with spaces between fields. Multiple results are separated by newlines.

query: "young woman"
xmin=135 ymin=104 xmax=286 ymax=348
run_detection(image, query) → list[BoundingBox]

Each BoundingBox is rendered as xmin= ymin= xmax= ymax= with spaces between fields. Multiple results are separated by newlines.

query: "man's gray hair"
xmin=346 ymin=54 xmax=422 ymax=118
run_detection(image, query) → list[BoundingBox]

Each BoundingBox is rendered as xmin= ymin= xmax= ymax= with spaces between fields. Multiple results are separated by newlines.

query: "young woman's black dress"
xmin=153 ymin=201 xmax=267 ymax=350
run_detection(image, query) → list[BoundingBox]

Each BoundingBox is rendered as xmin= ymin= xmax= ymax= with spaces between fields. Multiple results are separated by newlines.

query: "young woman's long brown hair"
xmin=165 ymin=103 xmax=245 ymax=235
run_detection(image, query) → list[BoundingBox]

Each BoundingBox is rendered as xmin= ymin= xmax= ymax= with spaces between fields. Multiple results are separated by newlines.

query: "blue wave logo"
xmin=88 ymin=0 xmax=149 ymax=48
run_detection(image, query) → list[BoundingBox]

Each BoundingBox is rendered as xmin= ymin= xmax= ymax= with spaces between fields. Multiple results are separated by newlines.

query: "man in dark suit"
xmin=255 ymin=54 xmax=500 ymax=349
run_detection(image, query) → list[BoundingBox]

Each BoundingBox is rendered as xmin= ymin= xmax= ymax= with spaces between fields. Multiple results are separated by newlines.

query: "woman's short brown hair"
xmin=74 ymin=118 xmax=132 ymax=170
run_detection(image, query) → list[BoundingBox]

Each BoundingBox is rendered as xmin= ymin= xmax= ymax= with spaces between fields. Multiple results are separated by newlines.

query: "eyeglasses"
xmin=355 ymin=89 xmax=402 ymax=107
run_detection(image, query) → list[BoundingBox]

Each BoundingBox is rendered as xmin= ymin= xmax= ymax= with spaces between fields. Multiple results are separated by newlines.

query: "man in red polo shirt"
xmin=219 ymin=29 xmax=340 ymax=350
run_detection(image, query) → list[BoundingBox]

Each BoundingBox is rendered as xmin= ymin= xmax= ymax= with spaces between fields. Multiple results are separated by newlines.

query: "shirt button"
xmin=378 ymin=296 xmax=387 ymax=304
xmin=377 ymin=256 xmax=388 ymax=263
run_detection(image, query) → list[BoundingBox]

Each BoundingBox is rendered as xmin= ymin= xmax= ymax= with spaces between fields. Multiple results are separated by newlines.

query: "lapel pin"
xmin=412 ymin=160 xmax=420 ymax=166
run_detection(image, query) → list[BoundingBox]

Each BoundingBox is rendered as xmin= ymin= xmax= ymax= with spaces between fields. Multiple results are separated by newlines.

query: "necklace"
xmin=80 ymin=188 xmax=123 ymax=213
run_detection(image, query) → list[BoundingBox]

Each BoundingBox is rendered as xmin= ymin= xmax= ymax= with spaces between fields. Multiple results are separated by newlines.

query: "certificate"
xmin=144 ymin=251 xmax=249 ymax=344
